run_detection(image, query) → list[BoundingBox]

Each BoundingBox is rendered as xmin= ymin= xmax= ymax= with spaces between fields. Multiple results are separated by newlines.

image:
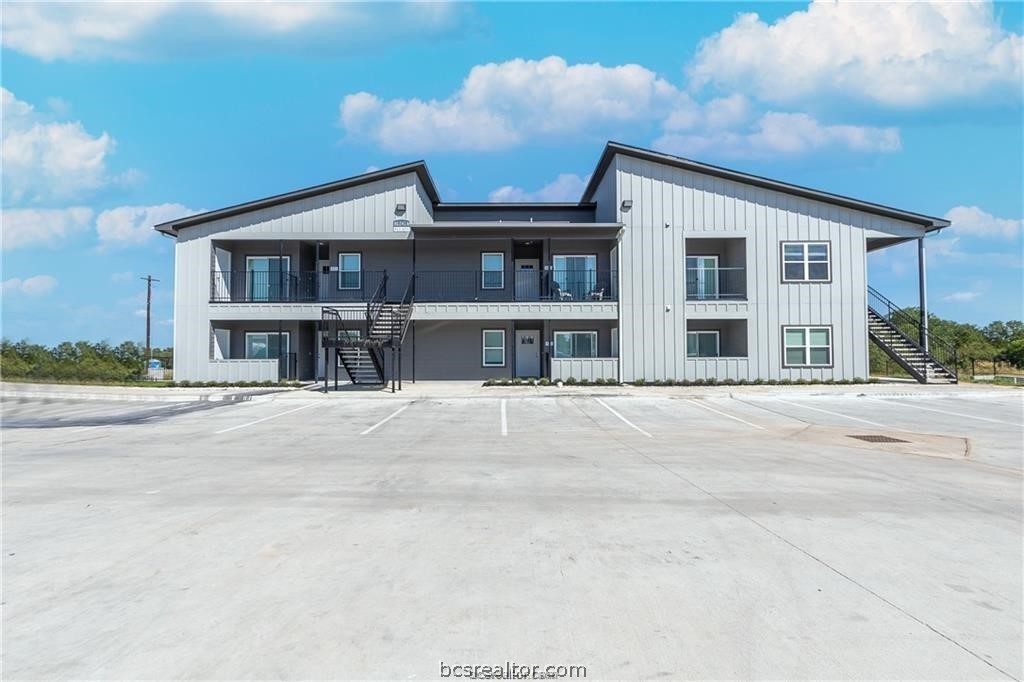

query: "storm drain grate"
xmin=847 ymin=434 xmax=910 ymax=444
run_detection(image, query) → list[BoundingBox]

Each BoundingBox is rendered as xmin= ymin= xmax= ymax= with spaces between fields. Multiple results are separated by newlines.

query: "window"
xmin=554 ymin=331 xmax=598 ymax=358
xmin=782 ymin=242 xmax=830 ymax=282
xmin=246 ymin=256 xmax=290 ymax=301
xmin=552 ymin=254 xmax=597 ymax=300
xmin=245 ymin=332 xmax=290 ymax=359
xmin=481 ymin=252 xmax=504 ymax=289
xmin=686 ymin=330 xmax=720 ymax=358
xmin=482 ymin=329 xmax=506 ymax=366
xmin=783 ymin=326 xmax=831 ymax=367
xmin=338 ymin=253 xmax=361 ymax=290
xmin=686 ymin=255 xmax=719 ymax=299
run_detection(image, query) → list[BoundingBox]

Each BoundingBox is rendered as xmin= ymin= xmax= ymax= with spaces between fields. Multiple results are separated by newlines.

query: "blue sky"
xmin=2 ymin=1 xmax=1022 ymax=347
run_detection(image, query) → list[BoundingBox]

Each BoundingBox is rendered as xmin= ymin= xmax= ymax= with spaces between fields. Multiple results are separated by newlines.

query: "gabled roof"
xmin=581 ymin=141 xmax=950 ymax=230
xmin=154 ymin=161 xmax=440 ymax=236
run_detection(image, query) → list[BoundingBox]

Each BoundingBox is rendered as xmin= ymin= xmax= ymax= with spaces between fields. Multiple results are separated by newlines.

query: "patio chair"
xmin=587 ymin=288 xmax=605 ymax=301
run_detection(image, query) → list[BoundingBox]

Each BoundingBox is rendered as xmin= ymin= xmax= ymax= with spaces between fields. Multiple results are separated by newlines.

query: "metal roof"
xmin=154 ymin=141 xmax=950 ymax=237
xmin=581 ymin=141 xmax=950 ymax=230
xmin=154 ymin=161 xmax=441 ymax=236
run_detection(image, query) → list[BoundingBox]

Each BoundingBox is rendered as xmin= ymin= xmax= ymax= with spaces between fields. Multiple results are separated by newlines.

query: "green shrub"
xmin=633 ymin=378 xmax=645 ymax=386
xmin=538 ymin=377 xmax=551 ymax=386
xmin=565 ymin=376 xmax=578 ymax=385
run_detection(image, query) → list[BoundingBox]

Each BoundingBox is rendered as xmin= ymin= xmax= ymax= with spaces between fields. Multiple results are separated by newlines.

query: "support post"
xmin=412 ymin=321 xmax=416 ymax=383
xmin=918 ymin=236 xmax=929 ymax=353
xmin=398 ymin=347 xmax=402 ymax=391
xmin=391 ymin=347 xmax=396 ymax=393
xmin=333 ymin=348 xmax=338 ymax=390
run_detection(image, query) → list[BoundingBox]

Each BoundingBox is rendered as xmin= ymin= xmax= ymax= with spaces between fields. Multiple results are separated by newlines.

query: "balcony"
xmin=414 ymin=270 xmax=617 ymax=303
xmin=685 ymin=267 xmax=746 ymax=301
xmin=211 ymin=269 xmax=618 ymax=303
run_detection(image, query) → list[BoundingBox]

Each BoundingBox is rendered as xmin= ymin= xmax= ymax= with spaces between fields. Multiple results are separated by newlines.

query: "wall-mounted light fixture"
xmin=621 ymin=199 xmax=633 ymax=211
xmin=395 ymin=203 xmax=407 ymax=215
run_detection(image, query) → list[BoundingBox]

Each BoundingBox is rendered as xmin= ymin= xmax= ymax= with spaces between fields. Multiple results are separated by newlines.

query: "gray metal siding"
xmin=608 ymin=154 xmax=926 ymax=381
xmin=411 ymin=321 xmax=514 ymax=380
xmin=177 ymin=172 xmax=431 ymax=240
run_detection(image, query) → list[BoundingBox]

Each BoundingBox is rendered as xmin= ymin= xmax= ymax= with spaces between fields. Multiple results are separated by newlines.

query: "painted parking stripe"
xmin=500 ymin=399 xmax=508 ymax=436
xmin=774 ymin=398 xmax=887 ymax=428
xmin=593 ymin=397 xmax=653 ymax=438
xmin=360 ymin=403 xmax=412 ymax=435
xmin=684 ymin=399 xmax=766 ymax=430
xmin=865 ymin=398 xmax=1022 ymax=427
xmin=214 ymin=402 xmax=320 ymax=435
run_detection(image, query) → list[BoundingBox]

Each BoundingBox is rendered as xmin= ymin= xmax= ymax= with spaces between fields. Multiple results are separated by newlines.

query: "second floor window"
xmin=481 ymin=252 xmax=504 ymax=289
xmin=338 ymin=253 xmax=361 ymax=290
xmin=782 ymin=242 xmax=830 ymax=282
xmin=246 ymin=256 xmax=289 ymax=301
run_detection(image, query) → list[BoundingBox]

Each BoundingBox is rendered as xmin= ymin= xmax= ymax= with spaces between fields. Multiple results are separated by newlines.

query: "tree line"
xmin=869 ymin=312 xmax=1024 ymax=376
xmin=1 ymin=340 xmax=173 ymax=383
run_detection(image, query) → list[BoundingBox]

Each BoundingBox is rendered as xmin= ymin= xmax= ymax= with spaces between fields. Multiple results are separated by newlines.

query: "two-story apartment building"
xmin=156 ymin=142 xmax=957 ymax=386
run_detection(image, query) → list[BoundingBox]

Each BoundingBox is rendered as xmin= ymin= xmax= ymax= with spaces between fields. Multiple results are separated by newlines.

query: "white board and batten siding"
xmin=550 ymin=358 xmax=620 ymax=382
xmin=172 ymin=173 xmax=432 ymax=381
xmin=606 ymin=154 xmax=927 ymax=382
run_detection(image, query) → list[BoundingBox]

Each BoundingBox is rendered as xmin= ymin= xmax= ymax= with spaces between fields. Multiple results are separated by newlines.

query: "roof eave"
xmin=152 ymin=161 xmax=440 ymax=235
xmin=582 ymin=141 xmax=950 ymax=229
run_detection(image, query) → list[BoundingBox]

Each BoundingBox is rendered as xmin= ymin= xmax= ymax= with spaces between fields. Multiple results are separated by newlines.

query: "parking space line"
xmin=865 ymin=398 xmax=1022 ymax=427
xmin=593 ymin=397 xmax=653 ymax=438
xmin=684 ymin=399 xmax=766 ymax=430
xmin=774 ymin=398 xmax=887 ymax=428
xmin=360 ymin=403 xmax=412 ymax=436
xmin=500 ymin=399 xmax=508 ymax=436
xmin=214 ymin=402 xmax=320 ymax=435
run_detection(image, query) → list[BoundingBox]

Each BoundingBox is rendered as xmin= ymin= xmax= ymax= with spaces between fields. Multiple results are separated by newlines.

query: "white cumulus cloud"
xmin=654 ymin=111 xmax=900 ymax=160
xmin=1 ymin=207 xmax=94 ymax=250
xmin=340 ymin=56 xmax=689 ymax=153
xmin=2 ymin=274 xmax=58 ymax=296
xmin=96 ymin=203 xmax=197 ymax=247
xmin=1 ymin=88 xmax=135 ymax=204
xmin=341 ymin=56 xmax=904 ymax=160
xmin=944 ymin=205 xmax=1021 ymax=239
xmin=489 ymin=174 xmax=590 ymax=203
xmin=0 ymin=2 xmax=467 ymax=61
xmin=689 ymin=1 xmax=1023 ymax=107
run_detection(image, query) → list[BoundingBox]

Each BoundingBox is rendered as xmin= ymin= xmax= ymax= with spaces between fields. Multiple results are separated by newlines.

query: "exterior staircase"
xmin=867 ymin=286 xmax=958 ymax=384
xmin=337 ymin=346 xmax=385 ymax=384
xmin=321 ymin=273 xmax=415 ymax=390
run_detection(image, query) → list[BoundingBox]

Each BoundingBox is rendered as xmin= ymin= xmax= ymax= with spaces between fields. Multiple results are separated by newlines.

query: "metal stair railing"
xmin=867 ymin=286 xmax=958 ymax=382
xmin=322 ymin=306 xmax=384 ymax=389
xmin=395 ymin=273 xmax=416 ymax=345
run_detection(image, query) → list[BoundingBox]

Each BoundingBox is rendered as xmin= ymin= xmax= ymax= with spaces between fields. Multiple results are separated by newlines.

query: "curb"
xmin=0 ymin=389 xmax=284 ymax=404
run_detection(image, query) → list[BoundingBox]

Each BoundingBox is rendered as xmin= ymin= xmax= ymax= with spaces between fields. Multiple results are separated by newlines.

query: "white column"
xmin=918 ymin=237 xmax=929 ymax=352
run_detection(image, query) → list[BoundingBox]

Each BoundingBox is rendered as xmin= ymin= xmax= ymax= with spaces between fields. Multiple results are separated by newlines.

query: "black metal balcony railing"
xmin=413 ymin=270 xmax=618 ymax=303
xmin=210 ymin=269 xmax=618 ymax=303
xmin=211 ymin=270 xmax=391 ymax=303
xmin=685 ymin=267 xmax=746 ymax=300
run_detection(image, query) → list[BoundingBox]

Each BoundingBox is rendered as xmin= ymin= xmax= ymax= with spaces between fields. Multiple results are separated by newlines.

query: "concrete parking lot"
xmin=2 ymin=386 xmax=1022 ymax=679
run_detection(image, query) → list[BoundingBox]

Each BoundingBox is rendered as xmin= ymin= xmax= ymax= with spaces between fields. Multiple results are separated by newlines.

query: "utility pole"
xmin=140 ymin=275 xmax=160 ymax=363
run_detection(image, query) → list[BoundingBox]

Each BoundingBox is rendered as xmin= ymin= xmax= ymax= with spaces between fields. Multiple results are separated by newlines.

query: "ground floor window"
xmin=482 ymin=329 xmax=506 ymax=366
xmin=245 ymin=331 xmax=290 ymax=359
xmin=686 ymin=330 xmax=720 ymax=358
xmin=554 ymin=331 xmax=598 ymax=358
xmin=783 ymin=326 xmax=831 ymax=366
